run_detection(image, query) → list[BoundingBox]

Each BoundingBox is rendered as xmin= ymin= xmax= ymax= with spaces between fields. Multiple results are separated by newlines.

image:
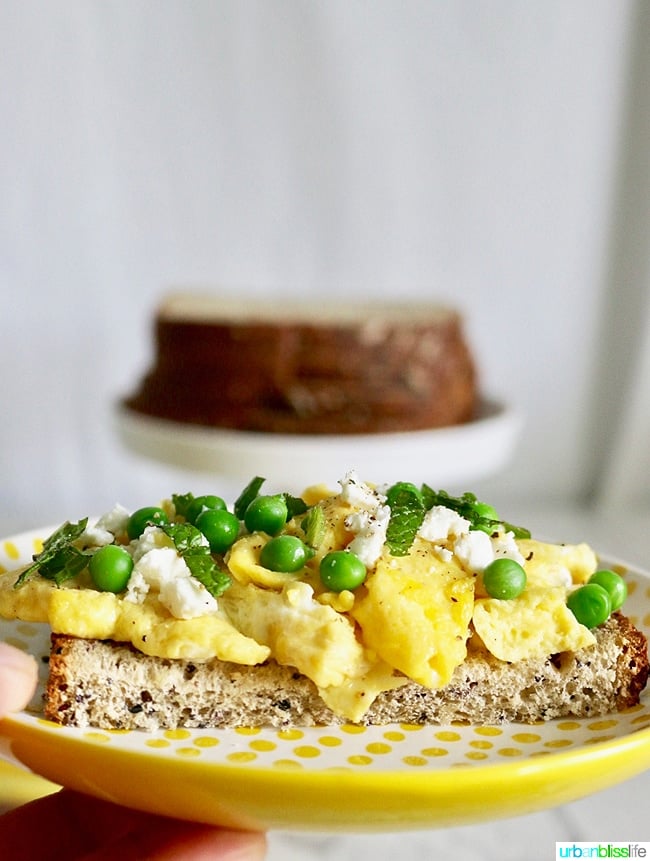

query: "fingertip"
xmin=222 ymin=829 xmax=268 ymax=860
xmin=167 ymin=826 xmax=268 ymax=861
xmin=0 ymin=642 xmax=38 ymax=715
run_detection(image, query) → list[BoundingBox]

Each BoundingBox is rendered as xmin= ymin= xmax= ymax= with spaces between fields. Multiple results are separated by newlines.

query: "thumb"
xmin=0 ymin=643 xmax=38 ymax=716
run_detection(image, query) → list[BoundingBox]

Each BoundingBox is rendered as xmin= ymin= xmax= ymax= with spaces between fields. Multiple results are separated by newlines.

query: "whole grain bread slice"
xmin=44 ymin=613 xmax=648 ymax=730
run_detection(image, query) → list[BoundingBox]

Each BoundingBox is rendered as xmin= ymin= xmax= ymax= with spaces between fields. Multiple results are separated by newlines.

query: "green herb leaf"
xmin=14 ymin=518 xmax=90 ymax=588
xmin=420 ymin=486 xmax=530 ymax=539
xmin=159 ymin=522 xmax=231 ymax=598
xmin=385 ymin=486 xmax=426 ymax=557
xmin=302 ymin=505 xmax=326 ymax=549
xmin=171 ymin=492 xmax=195 ymax=520
xmin=160 ymin=522 xmax=210 ymax=556
xmin=495 ymin=521 xmax=531 ymax=540
xmin=183 ymin=554 xmax=231 ymax=598
xmin=283 ymin=493 xmax=308 ymax=520
xmin=234 ymin=476 xmax=265 ymax=519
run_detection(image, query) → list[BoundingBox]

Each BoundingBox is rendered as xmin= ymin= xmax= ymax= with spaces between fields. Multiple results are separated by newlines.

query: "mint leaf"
xmin=283 ymin=493 xmax=308 ymax=520
xmin=14 ymin=518 xmax=90 ymax=588
xmin=495 ymin=520 xmax=531 ymax=540
xmin=183 ymin=554 xmax=231 ymax=598
xmin=160 ymin=522 xmax=231 ymax=598
xmin=420 ymin=486 xmax=530 ymax=539
xmin=171 ymin=492 xmax=195 ymax=520
xmin=385 ymin=486 xmax=426 ymax=557
xmin=160 ymin=522 xmax=209 ymax=556
xmin=234 ymin=476 xmax=265 ymax=519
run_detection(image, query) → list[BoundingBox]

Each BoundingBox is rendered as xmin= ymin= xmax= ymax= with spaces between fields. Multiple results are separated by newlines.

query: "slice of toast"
xmin=44 ymin=612 xmax=648 ymax=730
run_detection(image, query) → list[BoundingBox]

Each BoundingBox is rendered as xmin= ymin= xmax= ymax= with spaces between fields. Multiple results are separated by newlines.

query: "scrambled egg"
xmin=0 ymin=473 xmax=605 ymax=722
xmin=0 ymin=573 xmax=269 ymax=664
xmin=472 ymin=588 xmax=595 ymax=662
xmin=351 ymin=540 xmax=474 ymax=689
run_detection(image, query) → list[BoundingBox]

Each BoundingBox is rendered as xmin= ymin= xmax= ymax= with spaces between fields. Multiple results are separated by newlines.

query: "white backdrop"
xmin=2 ymin=4 xmax=650 ymax=858
xmin=1 ymin=1 xmax=648 ymax=528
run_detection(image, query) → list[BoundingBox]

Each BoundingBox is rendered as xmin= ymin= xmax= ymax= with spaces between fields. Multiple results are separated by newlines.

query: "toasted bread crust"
xmin=612 ymin=612 xmax=650 ymax=708
xmin=44 ymin=613 xmax=648 ymax=730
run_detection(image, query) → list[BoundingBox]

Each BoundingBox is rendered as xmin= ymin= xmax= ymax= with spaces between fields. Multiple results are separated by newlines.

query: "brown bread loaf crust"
xmin=123 ymin=294 xmax=478 ymax=434
xmin=44 ymin=613 xmax=648 ymax=731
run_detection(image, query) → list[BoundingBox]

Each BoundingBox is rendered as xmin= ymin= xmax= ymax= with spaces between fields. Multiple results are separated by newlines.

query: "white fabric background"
xmin=1 ymin=0 xmax=648 ymax=528
xmin=1 ymin=3 xmax=650 ymax=857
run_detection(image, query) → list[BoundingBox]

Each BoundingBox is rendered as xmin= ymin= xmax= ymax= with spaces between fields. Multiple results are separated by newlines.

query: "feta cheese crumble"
xmin=413 ymin=500 xmax=527 ymax=574
xmin=417 ymin=505 xmax=470 ymax=542
xmin=339 ymin=470 xmax=386 ymax=508
xmin=453 ymin=530 xmax=494 ymax=572
xmin=80 ymin=504 xmax=131 ymax=547
xmin=491 ymin=530 xmax=526 ymax=567
xmin=130 ymin=525 xmax=177 ymax=563
xmin=345 ymin=505 xmax=391 ymax=568
xmin=125 ymin=544 xmax=218 ymax=619
xmin=340 ymin=470 xmax=390 ymax=568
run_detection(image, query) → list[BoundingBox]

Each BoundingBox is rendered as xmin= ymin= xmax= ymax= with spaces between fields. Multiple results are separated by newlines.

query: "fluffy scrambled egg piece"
xmin=222 ymin=579 xmax=369 ymax=689
xmin=469 ymin=538 xmax=598 ymax=662
xmin=0 ymin=476 xmax=607 ymax=722
xmin=351 ymin=539 xmax=475 ymax=689
xmin=51 ymin=588 xmax=270 ymax=663
xmin=472 ymin=587 xmax=596 ymax=662
xmin=518 ymin=539 xmax=598 ymax=587
xmin=0 ymin=572 xmax=269 ymax=664
xmin=221 ymin=579 xmax=405 ymax=721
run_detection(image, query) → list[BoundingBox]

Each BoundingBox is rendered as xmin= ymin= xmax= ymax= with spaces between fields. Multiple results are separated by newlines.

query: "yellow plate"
xmin=0 ymin=761 xmax=58 ymax=811
xmin=1 ymin=529 xmax=649 ymax=832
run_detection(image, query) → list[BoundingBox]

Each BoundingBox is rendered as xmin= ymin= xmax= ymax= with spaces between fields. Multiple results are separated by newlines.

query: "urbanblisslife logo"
xmin=556 ymin=845 xmax=649 ymax=859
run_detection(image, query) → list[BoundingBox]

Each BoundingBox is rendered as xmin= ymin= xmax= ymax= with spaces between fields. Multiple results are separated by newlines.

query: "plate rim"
xmin=1 ymin=527 xmax=649 ymax=830
xmin=3 ymin=702 xmax=650 ymax=784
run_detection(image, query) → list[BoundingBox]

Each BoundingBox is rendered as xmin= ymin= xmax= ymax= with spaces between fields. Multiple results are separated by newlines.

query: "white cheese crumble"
xmin=413 ymin=501 xmax=526 ymax=574
xmin=345 ymin=505 xmax=391 ymax=568
xmin=339 ymin=470 xmax=386 ymax=508
xmin=125 ymin=545 xmax=218 ymax=619
xmin=433 ymin=545 xmax=453 ymax=563
xmin=339 ymin=471 xmax=390 ymax=568
xmin=80 ymin=503 xmax=131 ymax=547
xmin=417 ymin=505 xmax=470 ymax=542
xmin=129 ymin=525 xmax=177 ymax=563
xmin=96 ymin=504 xmax=131 ymax=536
xmin=491 ymin=530 xmax=526 ymax=566
xmin=453 ymin=530 xmax=494 ymax=572
xmin=161 ymin=575 xmax=219 ymax=620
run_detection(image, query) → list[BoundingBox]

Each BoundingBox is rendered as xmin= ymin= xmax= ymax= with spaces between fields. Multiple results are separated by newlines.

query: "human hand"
xmin=0 ymin=642 xmax=267 ymax=860
xmin=0 ymin=641 xmax=38 ymax=714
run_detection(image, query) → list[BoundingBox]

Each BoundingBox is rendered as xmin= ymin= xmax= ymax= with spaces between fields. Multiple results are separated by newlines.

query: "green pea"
xmin=259 ymin=535 xmax=312 ymax=573
xmin=89 ymin=544 xmax=134 ymax=593
xmin=127 ymin=506 xmax=169 ymax=540
xmin=472 ymin=500 xmax=501 ymax=534
xmin=196 ymin=509 xmax=240 ymax=554
xmin=385 ymin=482 xmax=423 ymax=508
xmin=588 ymin=569 xmax=627 ymax=612
xmin=186 ymin=494 xmax=227 ymax=524
xmin=567 ymin=583 xmax=611 ymax=629
xmin=482 ymin=558 xmax=527 ymax=600
xmin=319 ymin=550 xmax=366 ymax=592
xmin=244 ymin=495 xmax=289 ymax=536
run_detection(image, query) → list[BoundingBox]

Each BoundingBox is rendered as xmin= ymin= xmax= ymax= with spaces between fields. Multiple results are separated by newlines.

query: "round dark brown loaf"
xmin=123 ymin=293 xmax=478 ymax=435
